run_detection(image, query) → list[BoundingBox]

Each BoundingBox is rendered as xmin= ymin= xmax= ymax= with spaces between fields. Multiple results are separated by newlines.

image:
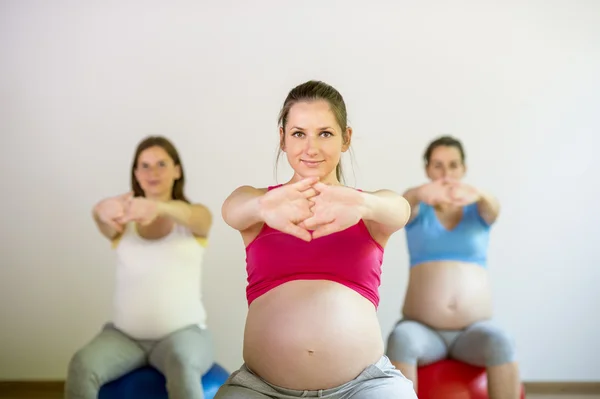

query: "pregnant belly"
xmin=243 ymin=280 xmax=384 ymax=390
xmin=402 ymin=261 xmax=493 ymax=330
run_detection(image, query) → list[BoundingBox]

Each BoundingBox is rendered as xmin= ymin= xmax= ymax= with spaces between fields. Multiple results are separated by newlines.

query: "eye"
xmin=158 ymin=161 xmax=166 ymax=167
xmin=320 ymin=131 xmax=333 ymax=138
xmin=291 ymin=131 xmax=305 ymax=138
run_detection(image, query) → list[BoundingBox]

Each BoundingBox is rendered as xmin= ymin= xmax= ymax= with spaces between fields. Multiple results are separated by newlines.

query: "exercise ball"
xmin=98 ymin=363 xmax=230 ymax=399
xmin=417 ymin=359 xmax=525 ymax=399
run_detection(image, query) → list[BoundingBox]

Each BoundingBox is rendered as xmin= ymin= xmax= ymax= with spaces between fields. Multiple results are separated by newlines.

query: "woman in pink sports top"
xmin=216 ymin=81 xmax=417 ymax=398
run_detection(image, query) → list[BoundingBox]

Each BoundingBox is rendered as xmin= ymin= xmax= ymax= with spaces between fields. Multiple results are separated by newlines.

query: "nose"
xmin=145 ymin=165 xmax=162 ymax=177
xmin=305 ymin=136 xmax=319 ymax=156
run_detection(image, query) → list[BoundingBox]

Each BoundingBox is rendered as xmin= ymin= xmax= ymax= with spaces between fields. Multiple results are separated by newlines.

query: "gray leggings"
xmin=386 ymin=319 xmax=516 ymax=368
xmin=64 ymin=323 xmax=214 ymax=399
xmin=214 ymin=355 xmax=417 ymax=398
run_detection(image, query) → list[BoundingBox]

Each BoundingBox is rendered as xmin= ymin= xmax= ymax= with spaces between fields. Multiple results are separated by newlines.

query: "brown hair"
xmin=276 ymin=80 xmax=351 ymax=183
xmin=424 ymin=135 xmax=466 ymax=165
xmin=131 ymin=136 xmax=190 ymax=203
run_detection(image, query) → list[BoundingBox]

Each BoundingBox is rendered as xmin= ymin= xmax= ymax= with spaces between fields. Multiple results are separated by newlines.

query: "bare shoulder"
xmin=229 ymin=185 xmax=268 ymax=197
xmin=191 ymin=202 xmax=211 ymax=210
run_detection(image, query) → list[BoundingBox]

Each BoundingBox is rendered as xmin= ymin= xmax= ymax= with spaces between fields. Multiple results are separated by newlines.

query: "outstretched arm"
xmin=448 ymin=181 xmax=500 ymax=225
xmin=476 ymin=190 xmax=500 ymax=225
xmin=158 ymin=201 xmax=213 ymax=237
xmin=92 ymin=192 xmax=132 ymax=239
xmin=361 ymin=189 xmax=412 ymax=237
xmin=92 ymin=206 xmax=122 ymax=239
xmin=221 ymin=186 xmax=266 ymax=232
xmin=401 ymin=186 xmax=423 ymax=223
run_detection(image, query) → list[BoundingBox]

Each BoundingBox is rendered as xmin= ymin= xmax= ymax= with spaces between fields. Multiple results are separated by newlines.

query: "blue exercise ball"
xmin=98 ymin=363 xmax=229 ymax=399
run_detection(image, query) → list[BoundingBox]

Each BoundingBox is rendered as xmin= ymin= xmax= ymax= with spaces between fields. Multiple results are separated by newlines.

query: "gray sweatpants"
xmin=64 ymin=323 xmax=214 ymax=399
xmin=214 ymin=355 xmax=417 ymax=398
xmin=386 ymin=319 xmax=516 ymax=367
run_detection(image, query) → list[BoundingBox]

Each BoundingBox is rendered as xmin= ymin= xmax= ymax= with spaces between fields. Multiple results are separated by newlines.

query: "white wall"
xmin=1 ymin=0 xmax=599 ymax=382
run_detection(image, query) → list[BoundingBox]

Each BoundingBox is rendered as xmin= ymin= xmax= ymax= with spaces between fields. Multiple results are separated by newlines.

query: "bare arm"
xmin=221 ymin=185 xmax=266 ymax=232
xmin=158 ymin=201 xmax=213 ymax=237
xmin=402 ymin=186 xmax=423 ymax=223
xmin=361 ymin=189 xmax=411 ymax=239
xmin=92 ymin=206 xmax=121 ymax=239
xmin=476 ymin=190 xmax=500 ymax=225
xmin=92 ymin=193 xmax=131 ymax=240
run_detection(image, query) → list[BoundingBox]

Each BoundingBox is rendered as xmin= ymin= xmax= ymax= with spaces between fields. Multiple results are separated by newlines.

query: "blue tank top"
xmin=405 ymin=202 xmax=491 ymax=268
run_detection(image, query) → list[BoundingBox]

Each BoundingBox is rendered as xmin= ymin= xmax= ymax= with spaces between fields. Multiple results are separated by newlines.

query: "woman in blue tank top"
xmin=385 ymin=136 xmax=522 ymax=399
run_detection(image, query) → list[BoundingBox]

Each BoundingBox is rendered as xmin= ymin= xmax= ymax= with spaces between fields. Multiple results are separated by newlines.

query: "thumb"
xmin=312 ymin=182 xmax=329 ymax=193
xmin=291 ymin=176 xmax=319 ymax=191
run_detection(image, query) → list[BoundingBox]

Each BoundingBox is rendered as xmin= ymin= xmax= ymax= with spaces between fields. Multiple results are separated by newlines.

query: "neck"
xmin=145 ymin=192 xmax=172 ymax=202
xmin=435 ymin=202 xmax=461 ymax=212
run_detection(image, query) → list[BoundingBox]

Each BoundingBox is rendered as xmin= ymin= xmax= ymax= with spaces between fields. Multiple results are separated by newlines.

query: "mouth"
xmin=301 ymin=160 xmax=324 ymax=168
xmin=147 ymin=180 xmax=160 ymax=186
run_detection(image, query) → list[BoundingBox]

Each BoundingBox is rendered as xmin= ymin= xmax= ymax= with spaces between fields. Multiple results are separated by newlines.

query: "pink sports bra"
xmin=244 ymin=185 xmax=384 ymax=308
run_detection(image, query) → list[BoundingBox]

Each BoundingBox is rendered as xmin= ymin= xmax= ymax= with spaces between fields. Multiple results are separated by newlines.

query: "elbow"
xmin=221 ymin=199 xmax=243 ymax=230
xmin=399 ymin=196 xmax=411 ymax=228
xmin=221 ymin=199 xmax=233 ymax=228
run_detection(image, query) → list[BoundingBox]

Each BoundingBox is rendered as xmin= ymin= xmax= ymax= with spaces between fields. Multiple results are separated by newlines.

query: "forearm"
xmin=402 ymin=186 xmax=422 ymax=209
xmin=476 ymin=189 xmax=500 ymax=224
xmin=158 ymin=200 xmax=212 ymax=237
xmin=361 ymin=190 xmax=411 ymax=232
xmin=92 ymin=201 xmax=121 ymax=239
xmin=221 ymin=187 xmax=265 ymax=231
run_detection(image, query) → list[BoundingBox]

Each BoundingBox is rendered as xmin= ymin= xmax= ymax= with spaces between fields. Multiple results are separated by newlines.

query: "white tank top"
xmin=111 ymin=222 xmax=208 ymax=340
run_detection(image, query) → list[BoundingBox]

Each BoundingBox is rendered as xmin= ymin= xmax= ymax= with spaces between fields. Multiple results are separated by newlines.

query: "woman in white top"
xmin=65 ymin=136 xmax=214 ymax=399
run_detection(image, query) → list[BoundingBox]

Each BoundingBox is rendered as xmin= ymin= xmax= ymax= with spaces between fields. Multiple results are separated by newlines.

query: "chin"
xmin=295 ymin=169 xmax=325 ymax=179
xmin=142 ymin=187 xmax=167 ymax=198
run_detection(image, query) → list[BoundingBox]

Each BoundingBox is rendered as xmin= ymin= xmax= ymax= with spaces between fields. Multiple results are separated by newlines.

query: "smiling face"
xmin=280 ymin=100 xmax=351 ymax=184
xmin=133 ymin=145 xmax=181 ymax=200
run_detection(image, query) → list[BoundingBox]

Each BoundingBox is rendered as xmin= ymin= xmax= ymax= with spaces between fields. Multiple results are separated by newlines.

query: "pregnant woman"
xmin=386 ymin=135 xmax=521 ymax=399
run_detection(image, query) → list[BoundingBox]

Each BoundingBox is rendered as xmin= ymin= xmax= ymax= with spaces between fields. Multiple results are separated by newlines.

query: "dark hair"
xmin=423 ymin=135 xmax=465 ymax=165
xmin=131 ymin=135 xmax=190 ymax=203
xmin=276 ymin=80 xmax=350 ymax=183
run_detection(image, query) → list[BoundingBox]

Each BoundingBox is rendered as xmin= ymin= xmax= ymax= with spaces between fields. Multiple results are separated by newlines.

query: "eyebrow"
xmin=141 ymin=159 xmax=168 ymax=164
xmin=289 ymin=126 xmax=335 ymax=131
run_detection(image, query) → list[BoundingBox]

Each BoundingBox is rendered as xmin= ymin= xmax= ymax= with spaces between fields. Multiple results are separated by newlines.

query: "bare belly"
xmin=402 ymin=261 xmax=493 ymax=330
xmin=243 ymin=280 xmax=383 ymax=390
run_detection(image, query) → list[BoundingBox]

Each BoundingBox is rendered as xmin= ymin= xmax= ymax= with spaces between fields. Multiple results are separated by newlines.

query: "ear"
xmin=174 ymin=164 xmax=182 ymax=180
xmin=279 ymin=126 xmax=286 ymax=152
xmin=341 ymin=126 xmax=353 ymax=152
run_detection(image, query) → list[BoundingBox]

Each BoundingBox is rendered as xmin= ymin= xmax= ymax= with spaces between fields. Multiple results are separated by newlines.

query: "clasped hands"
xmin=260 ymin=176 xmax=365 ymax=242
xmin=95 ymin=192 xmax=162 ymax=233
xmin=421 ymin=177 xmax=481 ymax=207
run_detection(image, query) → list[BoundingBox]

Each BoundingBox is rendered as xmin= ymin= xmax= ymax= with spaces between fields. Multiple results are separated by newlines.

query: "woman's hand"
xmin=94 ymin=192 xmax=132 ymax=232
xmin=118 ymin=196 xmax=161 ymax=226
xmin=417 ymin=179 xmax=455 ymax=206
xmin=448 ymin=181 xmax=481 ymax=206
xmin=258 ymin=177 xmax=319 ymax=242
xmin=302 ymin=182 xmax=365 ymax=239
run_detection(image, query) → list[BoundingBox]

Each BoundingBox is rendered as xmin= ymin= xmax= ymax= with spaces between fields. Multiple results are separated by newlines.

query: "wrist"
xmin=156 ymin=200 xmax=171 ymax=216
